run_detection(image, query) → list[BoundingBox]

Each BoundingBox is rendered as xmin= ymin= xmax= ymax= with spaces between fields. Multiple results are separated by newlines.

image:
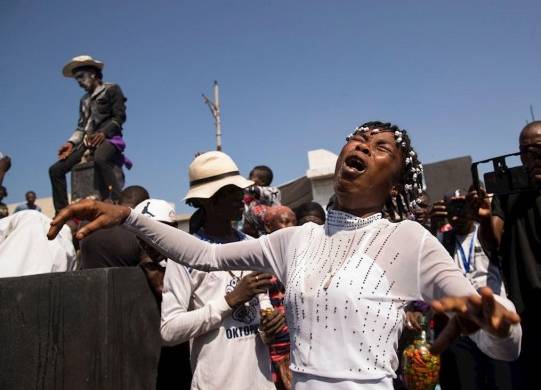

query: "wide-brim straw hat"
xmin=184 ymin=151 xmax=253 ymax=200
xmin=62 ymin=55 xmax=104 ymax=78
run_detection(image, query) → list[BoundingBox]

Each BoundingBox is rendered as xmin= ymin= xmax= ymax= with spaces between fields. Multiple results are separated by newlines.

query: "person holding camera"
xmin=483 ymin=121 xmax=541 ymax=388
xmin=431 ymin=189 xmax=512 ymax=390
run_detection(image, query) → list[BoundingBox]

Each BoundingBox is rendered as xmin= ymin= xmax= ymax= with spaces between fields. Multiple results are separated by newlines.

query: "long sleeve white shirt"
xmin=124 ymin=209 xmax=522 ymax=389
xmin=160 ymin=231 xmax=274 ymax=390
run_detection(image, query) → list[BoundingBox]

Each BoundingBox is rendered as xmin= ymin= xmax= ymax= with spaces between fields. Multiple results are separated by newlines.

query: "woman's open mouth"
xmin=343 ymin=155 xmax=367 ymax=176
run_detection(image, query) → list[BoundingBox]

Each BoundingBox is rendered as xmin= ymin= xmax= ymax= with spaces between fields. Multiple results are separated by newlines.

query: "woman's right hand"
xmin=47 ymin=199 xmax=131 ymax=240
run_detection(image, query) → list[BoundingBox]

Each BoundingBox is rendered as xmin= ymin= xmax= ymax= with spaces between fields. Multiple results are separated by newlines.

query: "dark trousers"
xmin=156 ymin=343 xmax=192 ymax=390
xmin=439 ymin=336 xmax=513 ymax=390
xmin=510 ymin=306 xmax=539 ymax=389
xmin=49 ymin=141 xmax=121 ymax=213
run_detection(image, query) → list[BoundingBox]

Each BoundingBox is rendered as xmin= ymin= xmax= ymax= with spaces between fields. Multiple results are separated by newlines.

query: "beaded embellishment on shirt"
xmin=321 ymin=210 xmax=383 ymax=289
xmin=325 ymin=209 xmax=382 ymax=235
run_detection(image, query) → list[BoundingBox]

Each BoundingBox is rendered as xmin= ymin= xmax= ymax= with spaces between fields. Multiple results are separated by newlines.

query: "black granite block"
xmin=0 ymin=267 xmax=161 ymax=390
xmin=71 ymin=161 xmax=101 ymax=201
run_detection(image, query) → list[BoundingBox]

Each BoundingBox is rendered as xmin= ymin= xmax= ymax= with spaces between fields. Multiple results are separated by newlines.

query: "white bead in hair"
xmin=409 ymin=150 xmax=416 ymax=157
xmin=396 ymin=137 xmax=403 ymax=143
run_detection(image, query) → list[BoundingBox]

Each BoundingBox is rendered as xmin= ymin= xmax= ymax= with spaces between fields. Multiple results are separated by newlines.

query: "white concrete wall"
xmin=306 ymin=149 xmax=338 ymax=208
xmin=310 ymin=177 xmax=335 ymax=207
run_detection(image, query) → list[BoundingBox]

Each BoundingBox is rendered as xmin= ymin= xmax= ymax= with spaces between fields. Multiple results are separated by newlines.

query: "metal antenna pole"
xmin=530 ymin=104 xmax=535 ymax=122
xmin=214 ymin=81 xmax=222 ymax=151
xmin=202 ymin=81 xmax=222 ymax=151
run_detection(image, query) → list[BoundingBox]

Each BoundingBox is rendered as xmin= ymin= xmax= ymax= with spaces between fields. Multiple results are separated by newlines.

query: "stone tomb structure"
xmin=0 ymin=268 xmax=161 ymax=390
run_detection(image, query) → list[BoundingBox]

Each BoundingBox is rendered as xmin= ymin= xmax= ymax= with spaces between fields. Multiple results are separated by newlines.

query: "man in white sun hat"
xmin=159 ymin=151 xmax=281 ymax=390
xmin=49 ymin=55 xmax=128 ymax=214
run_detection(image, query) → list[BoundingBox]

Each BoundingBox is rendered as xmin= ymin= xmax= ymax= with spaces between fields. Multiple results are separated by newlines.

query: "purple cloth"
xmin=410 ymin=300 xmax=431 ymax=313
xmin=107 ymin=135 xmax=133 ymax=170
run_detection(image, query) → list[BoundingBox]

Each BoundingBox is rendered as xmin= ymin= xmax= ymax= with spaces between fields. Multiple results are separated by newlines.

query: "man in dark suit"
xmin=49 ymin=55 xmax=128 ymax=213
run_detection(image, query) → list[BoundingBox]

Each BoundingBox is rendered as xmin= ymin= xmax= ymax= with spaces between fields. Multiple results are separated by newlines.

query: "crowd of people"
xmin=1 ymin=54 xmax=540 ymax=390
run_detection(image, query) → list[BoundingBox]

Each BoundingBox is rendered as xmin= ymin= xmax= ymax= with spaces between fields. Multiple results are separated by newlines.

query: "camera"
xmin=471 ymin=152 xmax=535 ymax=195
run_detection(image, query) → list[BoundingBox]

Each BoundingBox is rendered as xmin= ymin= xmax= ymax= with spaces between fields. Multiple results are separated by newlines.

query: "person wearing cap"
xmin=134 ymin=198 xmax=178 ymax=298
xmin=155 ymin=151 xmax=277 ymax=390
xmin=49 ymin=55 xmax=128 ymax=213
xmin=132 ymin=198 xmax=193 ymax=390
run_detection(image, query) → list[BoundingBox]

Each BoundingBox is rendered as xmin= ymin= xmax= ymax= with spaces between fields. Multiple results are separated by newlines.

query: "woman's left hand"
xmin=431 ymin=287 xmax=520 ymax=339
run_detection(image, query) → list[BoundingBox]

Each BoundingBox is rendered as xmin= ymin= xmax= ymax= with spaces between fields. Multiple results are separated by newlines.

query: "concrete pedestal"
xmin=71 ymin=161 xmax=101 ymax=201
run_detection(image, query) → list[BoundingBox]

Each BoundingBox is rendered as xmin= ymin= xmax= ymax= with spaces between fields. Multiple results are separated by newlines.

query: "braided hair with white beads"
xmin=346 ymin=121 xmax=425 ymax=219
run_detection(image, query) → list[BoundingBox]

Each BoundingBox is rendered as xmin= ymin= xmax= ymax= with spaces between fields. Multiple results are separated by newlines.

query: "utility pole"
xmin=530 ymin=104 xmax=535 ymax=122
xmin=202 ymin=81 xmax=222 ymax=151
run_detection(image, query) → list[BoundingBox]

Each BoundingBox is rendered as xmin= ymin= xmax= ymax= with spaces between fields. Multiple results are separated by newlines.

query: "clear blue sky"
xmin=1 ymin=1 xmax=540 ymax=212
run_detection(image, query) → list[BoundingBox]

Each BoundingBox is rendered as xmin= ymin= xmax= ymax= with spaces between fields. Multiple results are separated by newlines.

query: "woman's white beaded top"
xmin=285 ymin=209 xmax=424 ymax=379
xmin=124 ymin=208 xmax=521 ymax=383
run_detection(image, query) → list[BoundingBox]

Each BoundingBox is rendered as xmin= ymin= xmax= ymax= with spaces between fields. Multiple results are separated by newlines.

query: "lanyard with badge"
xmin=455 ymin=226 xmax=477 ymax=273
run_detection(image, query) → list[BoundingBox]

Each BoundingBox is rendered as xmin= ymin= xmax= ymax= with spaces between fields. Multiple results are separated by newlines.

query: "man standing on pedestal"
xmin=49 ymin=55 xmax=128 ymax=213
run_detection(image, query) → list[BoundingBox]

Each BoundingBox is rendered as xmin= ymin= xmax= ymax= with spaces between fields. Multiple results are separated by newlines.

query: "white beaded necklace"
xmin=325 ymin=209 xmax=382 ymax=235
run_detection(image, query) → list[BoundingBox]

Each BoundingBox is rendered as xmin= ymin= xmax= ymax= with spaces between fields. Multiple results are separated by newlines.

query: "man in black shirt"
xmin=79 ymin=185 xmax=149 ymax=269
xmin=490 ymin=121 xmax=541 ymax=388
